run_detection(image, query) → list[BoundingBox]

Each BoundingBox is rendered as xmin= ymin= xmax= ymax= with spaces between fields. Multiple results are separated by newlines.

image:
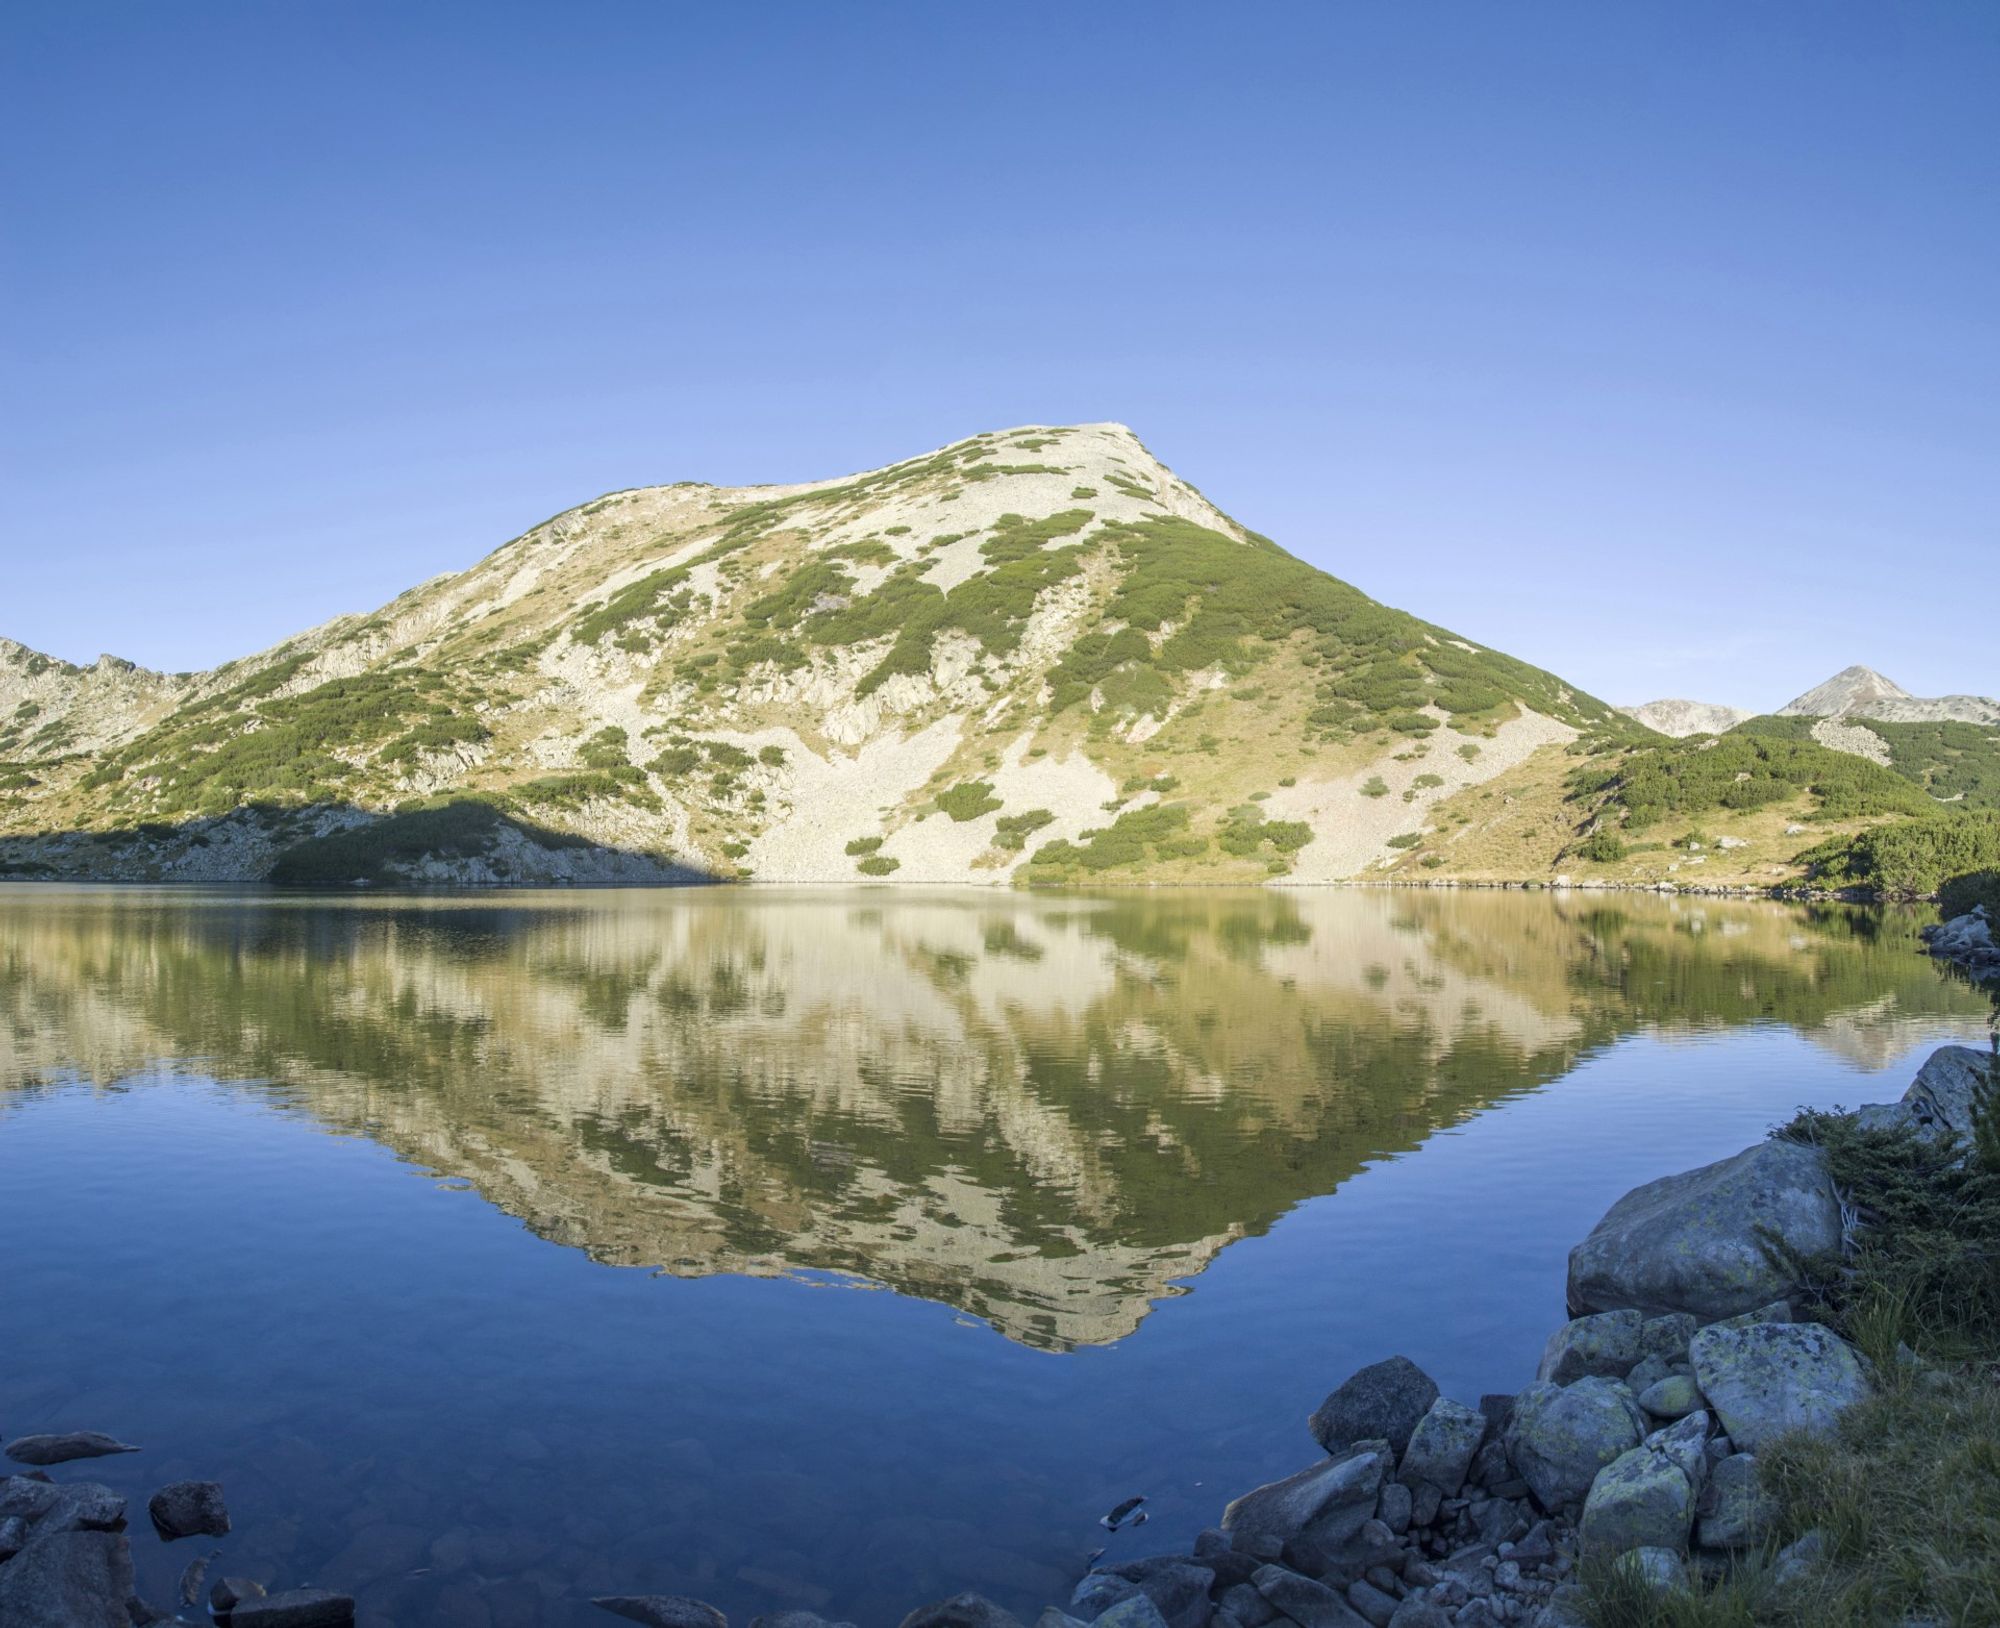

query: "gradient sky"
xmin=4 ymin=2 xmax=1995 ymax=709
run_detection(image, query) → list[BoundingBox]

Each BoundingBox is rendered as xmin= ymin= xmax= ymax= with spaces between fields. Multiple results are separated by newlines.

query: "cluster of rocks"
xmin=0 ymin=1432 xmax=350 ymax=1628
xmin=1922 ymin=904 xmax=1999 ymax=986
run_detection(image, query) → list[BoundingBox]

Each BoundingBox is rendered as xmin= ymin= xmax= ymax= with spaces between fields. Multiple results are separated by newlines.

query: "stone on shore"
xmin=1397 ymin=1399 xmax=1486 ymax=1496
xmin=1696 ymin=1453 xmax=1775 ymax=1550
xmin=598 ymin=1599 xmax=731 ymax=1628
xmin=148 ymin=1480 xmax=230 ymax=1541
xmin=223 ymin=1589 xmax=357 ymax=1627
xmin=1537 ymin=1311 xmax=1642 ymax=1386
xmin=751 ymin=1614 xmax=859 ymax=1628
xmin=1310 ymin=1359 xmax=1439 ymax=1457
xmin=1223 ymin=1443 xmax=1389 ymax=1558
xmin=1505 ymin=1378 xmax=1646 ymax=1511
xmin=4 ymin=1431 xmax=141 ymax=1468
xmin=0 ymin=1526 xmax=135 ymax=1628
xmin=0 ymin=1478 xmax=124 ymax=1533
xmin=1687 ymin=1321 xmax=1870 ymax=1452
xmin=1900 ymin=1045 xmax=1994 ymax=1138
xmin=1636 ymin=1376 xmax=1701 ymax=1419
xmin=1578 ymin=1446 xmax=1693 ymax=1554
xmin=1252 ymin=1563 xmax=1371 ymax=1628
xmin=1565 ymin=1138 xmax=1840 ymax=1321
xmin=211 ymin=1578 xmax=268 ymax=1613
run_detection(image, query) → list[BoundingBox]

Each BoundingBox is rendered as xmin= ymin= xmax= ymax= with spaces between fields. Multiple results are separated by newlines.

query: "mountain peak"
xmin=1778 ymin=666 xmax=1912 ymax=717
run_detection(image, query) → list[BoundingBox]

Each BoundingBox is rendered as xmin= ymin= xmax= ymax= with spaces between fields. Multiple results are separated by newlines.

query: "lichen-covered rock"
xmin=1504 ymin=1378 xmax=1646 ymax=1511
xmin=1636 ymin=1375 xmax=1701 ymax=1419
xmin=1397 ymin=1399 xmax=1486 ymax=1496
xmin=1696 ymin=1453 xmax=1775 ymax=1550
xmin=1566 ymin=1139 xmax=1839 ymax=1321
xmin=1578 ymin=1445 xmax=1694 ymax=1554
xmin=1901 ymin=1045 xmax=1994 ymax=1137
xmin=1637 ymin=1314 xmax=1697 ymax=1366
xmin=1688 ymin=1321 xmax=1870 ymax=1452
xmin=1310 ymin=1358 xmax=1439 ymax=1457
xmin=1536 ymin=1311 xmax=1643 ymax=1386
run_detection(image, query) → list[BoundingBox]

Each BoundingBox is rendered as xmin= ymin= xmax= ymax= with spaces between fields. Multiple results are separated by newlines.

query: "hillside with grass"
xmin=0 ymin=423 xmax=1984 ymax=890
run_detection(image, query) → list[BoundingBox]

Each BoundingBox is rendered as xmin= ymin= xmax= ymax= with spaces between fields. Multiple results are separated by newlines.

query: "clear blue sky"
xmin=5 ymin=2 xmax=1995 ymax=709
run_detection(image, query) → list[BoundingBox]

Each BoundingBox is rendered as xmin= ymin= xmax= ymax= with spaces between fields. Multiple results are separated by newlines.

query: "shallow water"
xmin=0 ymin=885 xmax=1987 ymax=1625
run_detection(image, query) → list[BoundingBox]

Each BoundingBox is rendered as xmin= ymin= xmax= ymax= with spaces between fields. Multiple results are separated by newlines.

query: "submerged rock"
xmin=1223 ymin=1443 xmax=1389 ymax=1558
xmin=1687 ymin=1321 xmax=1870 ymax=1452
xmin=4 ymin=1431 xmax=141 ymax=1467
xmin=1310 ymin=1359 xmax=1439 ymax=1457
xmin=148 ymin=1480 xmax=230 ymax=1541
xmin=597 ymin=1599 xmax=730 ymax=1628
xmin=1566 ymin=1138 xmax=1840 ymax=1321
xmin=224 ymin=1588 xmax=356 ymax=1626
xmin=178 ymin=1550 xmax=221 ymax=1609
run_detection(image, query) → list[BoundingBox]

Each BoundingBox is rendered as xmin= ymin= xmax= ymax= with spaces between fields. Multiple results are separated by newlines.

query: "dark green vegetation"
xmin=1800 ymin=811 xmax=2000 ymax=896
xmin=1044 ymin=517 xmax=1620 ymax=737
xmin=993 ymin=809 xmax=1054 ymax=851
xmin=1939 ymin=869 xmax=2000 ymax=918
xmin=1025 ymin=804 xmax=1211 ymax=876
xmin=268 ymin=801 xmax=588 ymax=885
xmin=1739 ymin=715 xmax=2000 ymax=810
xmin=1570 ymin=732 xmax=1934 ymax=837
xmin=935 ymin=781 xmax=1002 ymax=822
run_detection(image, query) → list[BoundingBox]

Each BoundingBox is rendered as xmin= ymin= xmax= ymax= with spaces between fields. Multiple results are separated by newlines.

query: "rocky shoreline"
xmin=6 ymin=1040 xmax=1990 ymax=1628
xmin=1922 ymin=904 xmax=1999 ymax=988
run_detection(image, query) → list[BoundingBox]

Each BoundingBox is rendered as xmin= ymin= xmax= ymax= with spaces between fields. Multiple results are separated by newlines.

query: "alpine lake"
xmin=1 ymin=885 xmax=1988 ymax=1626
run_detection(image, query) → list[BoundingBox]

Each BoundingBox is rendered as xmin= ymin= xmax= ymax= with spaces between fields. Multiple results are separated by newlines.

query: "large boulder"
xmin=1504 ymin=1378 xmax=1646 ymax=1512
xmin=1577 ymin=1445 xmax=1694 ymax=1554
xmin=1566 ymin=1139 xmax=1840 ymax=1321
xmin=1687 ymin=1321 xmax=1870 ymax=1452
xmin=897 ymin=1599 xmax=1023 ymax=1628
xmin=1310 ymin=1359 xmax=1438 ymax=1457
xmin=1901 ymin=1045 xmax=1994 ymax=1138
xmin=1223 ymin=1443 xmax=1390 ymax=1559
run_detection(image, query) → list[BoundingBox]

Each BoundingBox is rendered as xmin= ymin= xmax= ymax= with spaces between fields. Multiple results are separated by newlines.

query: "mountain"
xmin=1776 ymin=664 xmax=2000 ymax=727
xmin=1617 ymin=699 xmax=1752 ymax=739
xmin=2 ymin=423 xmax=1638 ymax=885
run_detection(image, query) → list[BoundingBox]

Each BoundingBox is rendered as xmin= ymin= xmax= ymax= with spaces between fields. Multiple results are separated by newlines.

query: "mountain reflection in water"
xmin=1 ymin=886 xmax=1983 ymax=1351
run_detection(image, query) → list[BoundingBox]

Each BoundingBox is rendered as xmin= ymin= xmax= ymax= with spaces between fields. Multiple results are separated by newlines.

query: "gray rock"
xmin=1696 ymin=1454 xmax=1775 ymax=1550
xmin=1400 ymin=1401 xmax=1487 ymax=1497
xmin=1710 ymin=1300 xmax=1791 ymax=1331
xmin=1312 ymin=1360 xmax=1441 ymax=1457
xmin=1225 ymin=1445 xmax=1390 ymax=1557
xmin=1635 ymin=1376 xmax=1701 ymax=1420
xmin=1377 ymin=1482 xmax=1413 ymax=1533
xmin=1643 ymin=1412 xmax=1711 ymax=1486
xmin=1687 ymin=1321 xmax=1870 ymax=1452
xmin=1622 ymin=1355 xmax=1673 ymax=1398
xmin=1637 ymin=1314 xmax=1697 ymax=1365
xmin=0 ymin=1514 xmax=26 ymax=1561
xmin=1071 ymin=1575 xmax=1140 ymax=1617
xmin=1853 ymin=1102 xmax=1922 ymax=1135
xmin=0 ymin=1527 xmax=135 ymax=1628
xmin=897 ymin=1596 xmax=1022 ymax=1628
xmin=222 ymin=1591 xmax=357 ymax=1627
xmin=1345 ymin=1582 xmax=1398 ymax=1628
xmin=3 ymin=1432 xmax=141 ymax=1468
xmin=1476 ymin=1397 xmax=1516 ymax=1437
xmin=1410 ymin=1482 xmax=1443 ymax=1529
xmin=754 ymin=1616 xmax=859 ymax=1628
xmin=1578 ymin=1446 xmax=1694 ymax=1553
xmin=211 ymin=1578 xmax=267 ymax=1613
xmin=1252 ymin=1564 xmax=1371 ymax=1628
xmin=1217 ymin=1585 xmax=1279 ymax=1628
xmin=1385 ymin=1602 xmax=1451 ymax=1628
xmin=1124 ymin=1562 xmax=1216 ymax=1628
xmin=1093 ymin=1599 xmax=1171 ymax=1628
xmin=1565 ymin=1139 xmax=1840 ymax=1321
xmin=148 ymin=1481 xmax=230 ymax=1541
xmin=0 ymin=1479 xmax=124 ymax=1533
xmin=1530 ymin=1586 xmax=1587 ymax=1628
xmin=1901 ymin=1045 xmax=1994 ymax=1137
xmin=1504 ymin=1379 xmax=1646 ymax=1511
xmin=1536 ymin=1312 xmax=1643 ymax=1386
xmin=1773 ymin=1529 xmax=1824 ymax=1583
xmin=596 ymin=1599 xmax=729 ymax=1628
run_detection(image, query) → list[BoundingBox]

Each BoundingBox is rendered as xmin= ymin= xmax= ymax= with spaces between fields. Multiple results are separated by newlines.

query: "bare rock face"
xmin=1566 ymin=1138 xmax=1840 ymax=1322
xmin=1777 ymin=664 xmax=2000 ymax=726
xmin=0 ymin=1526 xmax=135 ymax=1628
xmin=1617 ymin=700 xmax=1750 ymax=738
xmin=1687 ymin=1322 xmax=1871 ymax=1453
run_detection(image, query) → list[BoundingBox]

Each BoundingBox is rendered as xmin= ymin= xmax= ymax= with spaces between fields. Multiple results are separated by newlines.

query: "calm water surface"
xmin=0 ymin=886 xmax=1988 ymax=1626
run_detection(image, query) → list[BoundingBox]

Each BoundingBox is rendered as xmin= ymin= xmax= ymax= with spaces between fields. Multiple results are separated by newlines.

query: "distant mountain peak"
xmin=1779 ymin=665 xmax=1995 ymax=726
xmin=1618 ymin=699 xmax=1751 ymax=738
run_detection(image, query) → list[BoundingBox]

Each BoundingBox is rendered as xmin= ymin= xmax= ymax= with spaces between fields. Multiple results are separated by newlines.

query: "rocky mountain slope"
xmin=4 ymin=425 xmax=1988 ymax=888
xmin=0 ymin=424 xmax=1639 ymax=884
xmin=1777 ymin=664 xmax=2000 ymax=726
xmin=1615 ymin=699 xmax=1752 ymax=739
